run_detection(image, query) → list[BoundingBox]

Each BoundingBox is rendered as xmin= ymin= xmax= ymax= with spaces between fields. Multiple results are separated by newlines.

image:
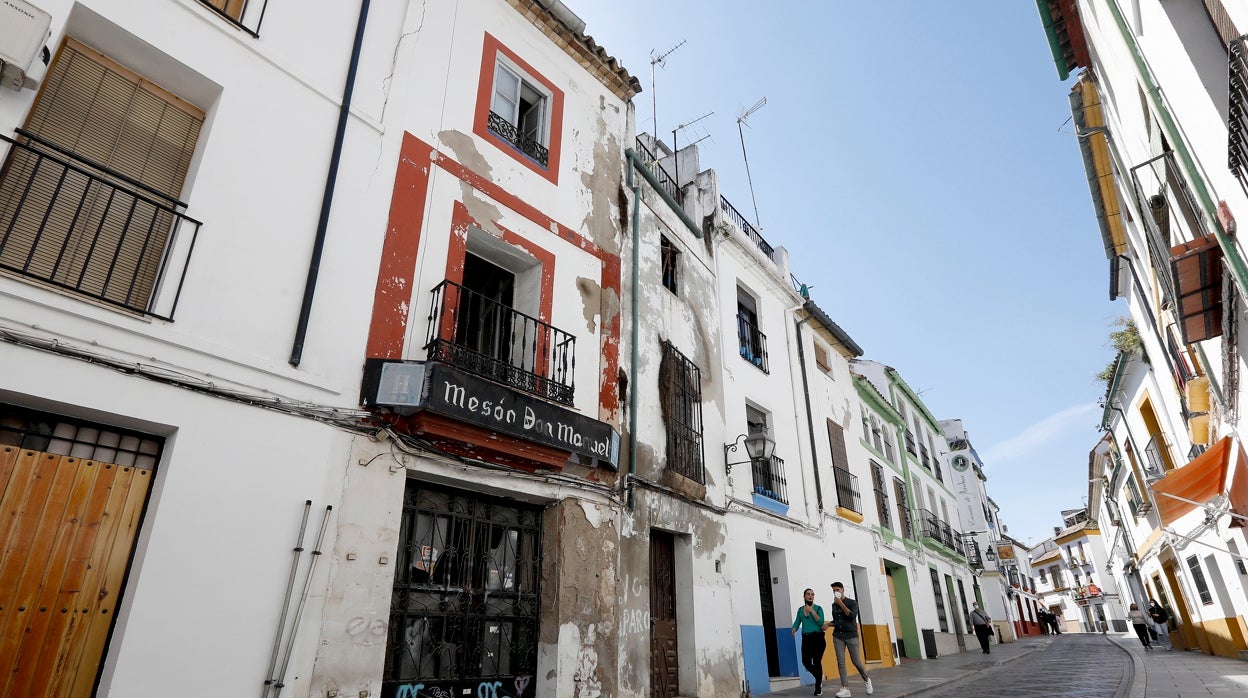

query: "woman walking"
xmin=1127 ymin=603 xmax=1152 ymax=650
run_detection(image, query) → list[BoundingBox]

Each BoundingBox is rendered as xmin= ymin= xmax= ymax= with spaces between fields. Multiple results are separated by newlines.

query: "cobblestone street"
xmin=926 ymin=634 xmax=1128 ymax=697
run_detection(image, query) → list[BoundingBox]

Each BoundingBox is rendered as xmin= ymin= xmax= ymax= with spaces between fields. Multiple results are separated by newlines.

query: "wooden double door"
xmin=0 ymin=445 xmax=152 ymax=697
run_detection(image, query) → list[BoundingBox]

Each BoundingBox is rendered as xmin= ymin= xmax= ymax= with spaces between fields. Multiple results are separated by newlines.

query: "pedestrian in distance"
xmin=1147 ymin=600 xmax=1171 ymax=650
xmin=1046 ymin=608 xmax=1062 ymax=635
xmin=1036 ymin=608 xmax=1049 ymax=635
xmin=1128 ymin=603 xmax=1153 ymax=650
xmin=791 ymin=588 xmax=828 ymax=695
xmin=969 ymin=602 xmax=993 ymax=654
xmin=827 ymin=582 xmax=873 ymax=697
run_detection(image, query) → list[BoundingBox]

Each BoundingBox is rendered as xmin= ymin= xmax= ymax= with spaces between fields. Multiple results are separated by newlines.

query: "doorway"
xmin=756 ymin=549 xmax=781 ymax=675
xmin=650 ymin=530 xmax=679 ymax=698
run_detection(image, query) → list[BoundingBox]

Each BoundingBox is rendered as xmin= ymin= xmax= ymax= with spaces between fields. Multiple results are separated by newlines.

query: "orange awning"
xmin=1152 ymin=437 xmax=1248 ymax=527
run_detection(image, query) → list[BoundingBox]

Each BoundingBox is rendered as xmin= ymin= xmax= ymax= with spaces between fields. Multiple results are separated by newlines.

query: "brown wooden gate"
xmin=650 ymin=530 xmax=678 ymax=698
xmin=0 ymin=445 xmax=152 ymax=697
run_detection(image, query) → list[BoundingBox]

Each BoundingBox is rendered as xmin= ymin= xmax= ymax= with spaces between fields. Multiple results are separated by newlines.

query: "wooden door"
xmin=650 ymin=530 xmax=678 ymax=698
xmin=0 ymin=445 xmax=153 ymax=697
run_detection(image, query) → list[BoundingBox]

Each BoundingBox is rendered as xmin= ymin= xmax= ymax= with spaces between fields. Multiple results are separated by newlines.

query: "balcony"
xmin=1129 ymin=150 xmax=1209 ymax=306
xmin=719 ymin=195 xmax=774 ymax=260
xmin=197 ymin=0 xmax=269 ymax=36
xmin=737 ymin=312 xmax=769 ymax=373
xmin=634 ymin=136 xmax=681 ymax=203
xmin=832 ymin=465 xmax=862 ymax=514
xmin=488 ymin=111 xmax=549 ymax=167
xmin=904 ymin=430 xmax=916 ymax=455
xmin=1143 ymin=433 xmax=1171 ymax=480
xmin=424 ymin=279 xmax=575 ymax=405
xmin=918 ymin=509 xmax=963 ymax=555
xmin=0 ymin=132 xmax=202 ymax=321
xmin=1231 ymin=37 xmax=1248 ymax=188
xmin=751 ymin=455 xmax=788 ymax=504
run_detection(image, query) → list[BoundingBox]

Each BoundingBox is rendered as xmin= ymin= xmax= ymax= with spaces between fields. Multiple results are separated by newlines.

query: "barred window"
xmin=893 ymin=477 xmax=914 ymax=539
xmin=659 ymin=341 xmax=704 ymax=483
xmin=871 ymin=461 xmax=891 ymax=530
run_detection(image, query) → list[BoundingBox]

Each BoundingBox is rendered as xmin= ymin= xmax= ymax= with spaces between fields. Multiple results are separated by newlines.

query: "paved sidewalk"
xmin=758 ymin=631 xmax=1248 ymax=697
xmin=1106 ymin=631 xmax=1248 ymax=697
xmin=759 ymin=635 xmax=1051 ymax=697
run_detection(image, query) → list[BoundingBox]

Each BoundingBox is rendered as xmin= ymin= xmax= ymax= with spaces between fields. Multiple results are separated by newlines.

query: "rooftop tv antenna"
xmin=737 ymin=96 xmax=767 ymax=228
xmin=650 ymin=40 xmax=686 ymax=146
xmin=672 ymin=111 xmax=714 ymax=192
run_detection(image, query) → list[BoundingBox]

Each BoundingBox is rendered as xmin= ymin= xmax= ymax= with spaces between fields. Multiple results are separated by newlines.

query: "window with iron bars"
xmin=659 ymin=341 xmax=704 ymax=483
xmin=1186 ymin=555 xmax=1214 ymax=605
xmin=893 ymin=477 xmax=913 ymax=539
xmin=660 ymin=235 xmax=680 ymax=294
xmin=871 ymin=461 xmax=891 ymax=530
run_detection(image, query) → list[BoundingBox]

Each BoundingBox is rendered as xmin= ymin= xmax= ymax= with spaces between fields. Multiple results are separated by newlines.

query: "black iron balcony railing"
xmin=634 ymin=136 xmax=681 ymax=203
xmin=198 ymin=0 xmax=269 ymax=37
xmin=918 ymin=509 xmax=963 ymax=555
xmin=1129 ymin=150 xmax=1209 ymax=306
xmin=832 ymin=465 xmax=862 ymax=514
xmin=488 ymin=111 xmax=549 ymax=167
xmin=920 ymin=444 xmax=930 ymax=470
xmin=0 ymin=132 xmax=202 ymax=321
xmin=1230 ymin=38 xmax=1248 ymax=189
xmin=425 ymin=279 xmax=575 ymax=404
xmin=737 ymin=312 xmax=769 ymax=373
xmin=1143 ymin=433 xmax=1171 ymax=480
xmin=904 ymin=429 xmax=916 ymax=455
xmin=751 ymin=455 xmax=788 ymax=504
xmin=719 ymin=195 xmax=774 ymax=260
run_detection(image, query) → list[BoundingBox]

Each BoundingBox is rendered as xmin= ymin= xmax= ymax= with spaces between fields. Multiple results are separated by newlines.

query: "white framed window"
xmin=492 ymin=61 xmax=549 ymax=147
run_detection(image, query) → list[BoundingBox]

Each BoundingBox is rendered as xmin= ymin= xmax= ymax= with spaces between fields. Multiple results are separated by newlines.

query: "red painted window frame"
xmin=473 ymin=32 xmax=564 ymax=185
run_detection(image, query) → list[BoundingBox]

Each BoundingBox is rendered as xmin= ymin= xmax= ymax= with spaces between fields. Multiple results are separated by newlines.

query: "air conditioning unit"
xmin=0 ymin=0 xmax=51 ymax=91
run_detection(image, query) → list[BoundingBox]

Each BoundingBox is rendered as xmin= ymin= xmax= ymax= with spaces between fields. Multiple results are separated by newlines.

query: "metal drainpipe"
xmin=1105 ymin=0 xmax=1248 ymax=300
xmin=289 ymin=0 xmax=372 ymax=366
xmin=625 ymin=153 xmax=642 ymax=512
xmin=792 ymin=315 xmax=824 ymax=512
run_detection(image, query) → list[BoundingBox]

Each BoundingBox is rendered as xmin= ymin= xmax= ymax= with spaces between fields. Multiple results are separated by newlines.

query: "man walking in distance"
xmin=828 ymin=582 xmax=873 ymax=697
xmin=969 ymin=602 xmax=993 ymax=654
xmin=790 ymin=588 xmax=828 ymax=695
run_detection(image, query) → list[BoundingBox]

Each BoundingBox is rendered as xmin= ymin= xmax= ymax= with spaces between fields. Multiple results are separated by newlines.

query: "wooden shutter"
xmin=0 ymin=446 xmax=153 ymax=697
xmin=203 ymin=0 xmax=246 ymax=21
xmin=0 ymin=38 xmax=202 ymax=309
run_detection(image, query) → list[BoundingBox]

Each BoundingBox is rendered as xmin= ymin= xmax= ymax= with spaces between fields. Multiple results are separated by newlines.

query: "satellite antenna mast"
xmin=737 ymin=96 xmax=767 ymax=228
xmin=650 ymin=40 xmax=686 ymax=147
xmin=671 ymin=111 xmax=714 ymax=192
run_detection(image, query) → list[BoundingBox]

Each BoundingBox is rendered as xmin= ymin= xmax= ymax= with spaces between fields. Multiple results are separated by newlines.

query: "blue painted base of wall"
xmin=751 ymin=493 xmax=789 ymax=515
xmin=778 ymin=629 xmax=801 ymax=678
xmin=741 ymin=625 xmax=803 ymax=695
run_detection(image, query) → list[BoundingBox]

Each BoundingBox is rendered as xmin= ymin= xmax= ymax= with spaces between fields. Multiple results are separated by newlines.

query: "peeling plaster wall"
xmin=309 ymin=438 xmax=409 ymax=698
xmin=539 ymin=499 xmax=620 ymax=698
xmin=616 ymin=491 xmax=740 ymax=697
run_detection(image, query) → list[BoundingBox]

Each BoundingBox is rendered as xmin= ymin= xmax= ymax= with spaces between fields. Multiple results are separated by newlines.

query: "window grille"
xmin=659 ymin=341 xmax=704 ymax=483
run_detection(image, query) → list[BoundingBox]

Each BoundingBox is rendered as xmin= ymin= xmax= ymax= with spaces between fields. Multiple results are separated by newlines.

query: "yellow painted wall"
xmin=1195 ymin=616 xmax=1248 ymax=659
xmin=822 ymin=625 xmax=894 ymax=681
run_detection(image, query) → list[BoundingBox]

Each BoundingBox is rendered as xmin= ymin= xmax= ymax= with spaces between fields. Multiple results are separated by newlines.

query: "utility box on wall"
xmin=0 ymin=0 xmax=52 ymax=91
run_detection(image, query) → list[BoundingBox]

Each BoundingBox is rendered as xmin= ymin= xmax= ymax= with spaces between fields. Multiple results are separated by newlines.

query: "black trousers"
xmin=1132 ymin=623 xmax=1152 ymax=647
xmin=973 ymin=624 xmax=992 ymax=653
xmin=801 ymin=632 xmax=826 ymax=681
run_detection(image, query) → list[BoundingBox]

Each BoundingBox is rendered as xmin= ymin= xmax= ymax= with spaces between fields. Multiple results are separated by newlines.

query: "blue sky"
xmin=575 ymin=1 xmax=1117 ymax=546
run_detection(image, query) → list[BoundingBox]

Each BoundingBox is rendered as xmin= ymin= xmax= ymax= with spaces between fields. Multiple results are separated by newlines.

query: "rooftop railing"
xmin=719 ymin=195 xmax=774 ymax=260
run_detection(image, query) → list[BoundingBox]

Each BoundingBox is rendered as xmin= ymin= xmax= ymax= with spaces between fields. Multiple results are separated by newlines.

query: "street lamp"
xmin=724 ymin=429 xmax=776 ymax=474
